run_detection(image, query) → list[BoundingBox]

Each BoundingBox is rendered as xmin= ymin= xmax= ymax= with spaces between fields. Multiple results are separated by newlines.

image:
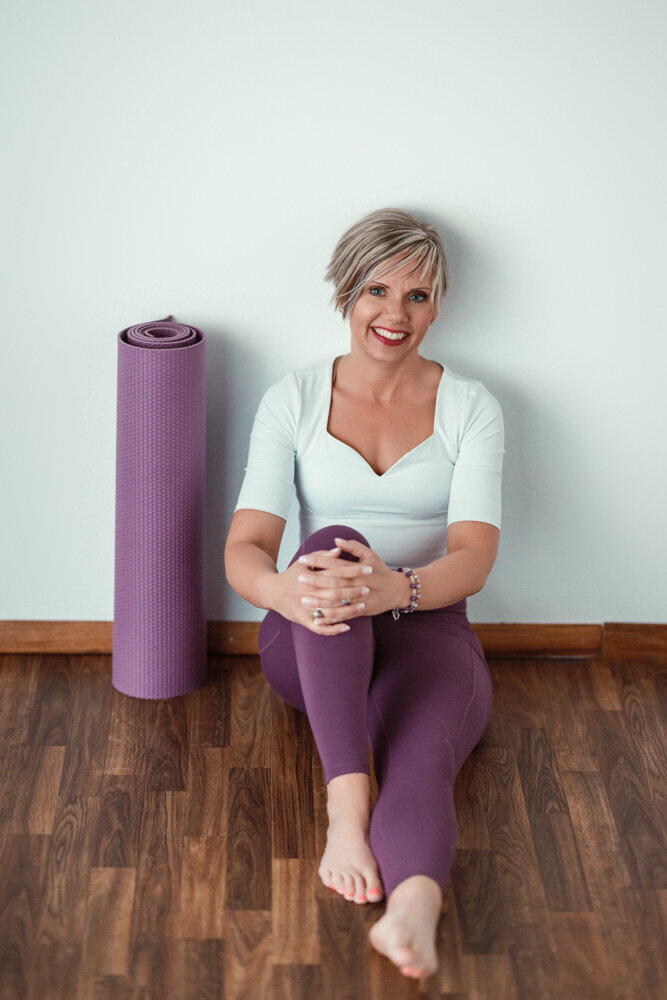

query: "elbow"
xmin=470 ymin=565 xmax=493 ymax=596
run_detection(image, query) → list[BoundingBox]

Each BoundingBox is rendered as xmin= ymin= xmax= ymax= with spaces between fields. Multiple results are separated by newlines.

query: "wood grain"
xmin=3 ymin=619 xmax=665 ymax=662
xmin=0 ymin=650 xmax=664 ymax=999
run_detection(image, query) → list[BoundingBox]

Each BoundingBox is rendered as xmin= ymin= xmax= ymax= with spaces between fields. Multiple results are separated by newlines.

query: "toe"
xmin=343 ymin=874 xmax=356 ymax=900
xmin=366 ymin=880 xmax=383 ymax=903
xmin=352 ymin=874 xmax=367 ymax=904
xmin=332 ymin=872 xmax=346 ymax=895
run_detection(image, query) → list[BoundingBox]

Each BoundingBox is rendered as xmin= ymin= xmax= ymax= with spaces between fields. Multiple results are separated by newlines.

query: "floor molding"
xmin=1 ymin=620 xmax=665 ymax=661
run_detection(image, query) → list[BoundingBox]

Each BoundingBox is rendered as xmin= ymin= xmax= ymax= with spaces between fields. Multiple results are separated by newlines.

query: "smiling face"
xmin=347 ymin=256 xmax=438 ymax=365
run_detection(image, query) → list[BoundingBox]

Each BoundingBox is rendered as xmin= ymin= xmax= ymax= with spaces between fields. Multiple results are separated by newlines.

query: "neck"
xmin=335 ymin=350 xmax=432 ymax=403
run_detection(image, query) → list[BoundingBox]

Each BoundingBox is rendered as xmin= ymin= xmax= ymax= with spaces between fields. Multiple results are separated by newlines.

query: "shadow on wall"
xmin=204 ymin=324 xmax=279 ymax=618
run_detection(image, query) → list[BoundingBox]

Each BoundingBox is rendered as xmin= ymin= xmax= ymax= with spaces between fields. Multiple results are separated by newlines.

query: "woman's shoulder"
xmin=436 ymin=364 xmax=503 ymax=440
xmin=440 ymin=363 xmax=502 ymax=411
xmin=255 ymin=357 xmax=333 ymax=422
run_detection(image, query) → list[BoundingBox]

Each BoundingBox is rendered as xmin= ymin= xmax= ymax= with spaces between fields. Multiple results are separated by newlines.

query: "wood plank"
xmin=105 ymin=692 xmax=188 ymax=792
xmin=81 ymin=868 xmax=136 ymax=976
xmin=27 ymin=943 xmax=82 ymax=1000
xmin=272 ymin=965 xmax=324 ymax=1000
xmin=6 ymin=746 xmax=66 ymax=834
xmin=451 ymin=848 xmax=507 ymax=953
xmin=613 ymin=662 xmax=667 ymax=805
xmin=181 ymin=940 xmax=225 ymax=1000
xmin=182 ymin=657 xmax=231 ymax=748
xmin=0 ymin=654 xmax=40 ymax=743
xmin=90 ymin=775 xmax=139 ymax=868
xmin=464 ymin=953 xmax=519 ymax=1000
xmin=36 ymin=795 xmax=100 ymax=947
xmin=0 ymin=621 xmax=113 ymax=654
xmin=272 ymin=859 xmax=320 ymax=965
xmin=472 ymin=743 xmax=557 ymax=999
xmin=225 ymin=767 xmax=272 ymax=910
xmin=515 ymin=727 xmax=568 ymax=814
xmin=24 ymin=654 xmax=73 ymax=746
xmin=549 ymin=912 xmax=613 ymax=1000
xmin=271 ymin=700 xmax=317 ymax=860
xmin=602 ymin=623 xmax=667 ymax=664
xmin=4 ymin=620 xmax=667 ymax=662
xmin=178 ymin=836 xmax=226 ymax=938
xmin=0 ymin=620 xmax=606 ymax=657
xmin=228 ymin=657 xmax=274 ymax=768
xmin=529 ymin=813 xmax=592 ymax=912
xmin=587 ymin=710 xmax=667 ymax=890
xmin=57 ymin=657 xmax=114 ymax=800
xmin=474 ymin=623 xmax=602 ymax=656
xmin=454 ymin=749 xmax=491 ymax=849
xmin=317 ymin=893 xmax=372 ymax=998
xmin=0 ymin=834 xmax=51 ymax=999
xmin=182 ymin=747 xmax=229 ymax=837
xmin=224 ymin=910 xmax=272 ymax=1000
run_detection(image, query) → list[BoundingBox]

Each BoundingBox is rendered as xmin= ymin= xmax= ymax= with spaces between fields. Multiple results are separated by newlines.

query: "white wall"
xmin=1 ymin=0 xmax=665 ymax=624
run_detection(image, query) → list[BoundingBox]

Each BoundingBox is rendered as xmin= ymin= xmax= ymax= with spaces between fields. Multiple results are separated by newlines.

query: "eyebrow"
xmin=369 ymin=281 xmax=432 ymax=291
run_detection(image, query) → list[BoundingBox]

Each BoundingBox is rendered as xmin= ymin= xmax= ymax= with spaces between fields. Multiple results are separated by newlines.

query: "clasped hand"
xmin=275 ymin=537 xmax=405 ymax=636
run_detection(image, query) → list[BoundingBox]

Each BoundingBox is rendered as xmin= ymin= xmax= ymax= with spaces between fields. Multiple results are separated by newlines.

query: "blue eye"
xmin=369 ymin=286 xmax=384 ymax=296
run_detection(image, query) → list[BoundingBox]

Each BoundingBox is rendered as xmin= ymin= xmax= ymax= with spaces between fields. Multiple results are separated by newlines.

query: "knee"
xmin=301 ymin=524 xmax=370 ymax=554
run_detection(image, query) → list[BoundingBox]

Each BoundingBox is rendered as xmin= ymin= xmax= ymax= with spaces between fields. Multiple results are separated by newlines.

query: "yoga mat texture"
xmin=113 ymin=315 xmax=207 ymax=699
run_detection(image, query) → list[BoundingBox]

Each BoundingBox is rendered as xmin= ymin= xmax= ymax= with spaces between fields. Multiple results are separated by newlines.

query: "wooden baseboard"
xmin=0 ymin=620 xmax=665 ymax=662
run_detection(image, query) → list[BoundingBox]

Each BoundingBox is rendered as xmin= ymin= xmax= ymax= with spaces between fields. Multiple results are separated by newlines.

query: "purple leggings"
xmin=258 ymin=525 xmax=493 ymax=898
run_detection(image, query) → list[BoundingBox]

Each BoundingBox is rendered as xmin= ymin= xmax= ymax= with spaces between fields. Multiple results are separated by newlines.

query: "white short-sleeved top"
xmin=234 ymin=358 xmax=505 ymax=568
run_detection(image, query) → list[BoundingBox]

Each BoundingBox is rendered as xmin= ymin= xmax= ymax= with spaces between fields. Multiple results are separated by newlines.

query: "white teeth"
xmin=372 ymin=327 xmax=407 ymax=341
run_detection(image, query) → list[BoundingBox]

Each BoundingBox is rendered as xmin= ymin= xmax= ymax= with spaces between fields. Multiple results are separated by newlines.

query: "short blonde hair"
xmin=324 ymin=208 xmax=448 ymax=320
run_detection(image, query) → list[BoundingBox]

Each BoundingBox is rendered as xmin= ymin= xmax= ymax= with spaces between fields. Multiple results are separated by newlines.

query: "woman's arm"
xmin=224 ymin=508 xmax=286 ymax=611
xmin=414 ymin=520 xmax=500 ymax=610
xmin=224 ymin=508 xmax=373 ymax=634
xmin=298 ymin=520 xmax=500 ymax=616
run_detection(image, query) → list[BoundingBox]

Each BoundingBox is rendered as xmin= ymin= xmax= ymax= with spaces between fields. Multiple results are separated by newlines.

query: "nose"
xmin=381 ymin=293 xmax=409 ymax=324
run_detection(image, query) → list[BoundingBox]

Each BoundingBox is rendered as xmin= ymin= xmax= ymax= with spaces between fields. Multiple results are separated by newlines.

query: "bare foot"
xmin=368 ymin=875 xmax=442 ymax=979
xmin=318 ymin=773 xmax=384 ymax=905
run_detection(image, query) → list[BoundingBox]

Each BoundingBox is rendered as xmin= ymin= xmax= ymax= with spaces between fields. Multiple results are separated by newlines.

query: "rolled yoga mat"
xmin=112 ymin=315 xmax=207 ymax=699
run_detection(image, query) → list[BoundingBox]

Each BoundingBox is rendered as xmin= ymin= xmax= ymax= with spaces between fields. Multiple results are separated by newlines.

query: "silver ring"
xmin=340 ymin=598 xmax=351 ymax=606
xmin=312 ymin=608 xmax=325 ymax=620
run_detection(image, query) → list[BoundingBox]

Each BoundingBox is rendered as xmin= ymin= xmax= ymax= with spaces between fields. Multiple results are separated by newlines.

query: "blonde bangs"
xmin=324 ymin=209 xmax=448 ymax=320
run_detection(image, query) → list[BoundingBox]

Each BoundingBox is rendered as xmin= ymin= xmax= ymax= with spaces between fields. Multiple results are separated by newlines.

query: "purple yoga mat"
xmin=112 ymin=315 xmax=207 ymax=699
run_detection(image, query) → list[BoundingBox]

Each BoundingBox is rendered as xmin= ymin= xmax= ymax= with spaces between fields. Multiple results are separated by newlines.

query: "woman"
xmin=224 ymin=208 xmax=504 ymax=980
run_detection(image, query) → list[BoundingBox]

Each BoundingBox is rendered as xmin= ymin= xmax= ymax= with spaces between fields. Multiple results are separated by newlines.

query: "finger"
xmin=333 ymin=537 xmax=373 ymax=559
xmin=301 ymin=586 xmax=370 ymax=608
xmin=297 ymin=566 xmax=373 ymax=589
xmin=307 ymin=619 xmax=352 ymax=635
xmin=297 ymin=549 xmax=344 ymax=571
xmin=305 ymin=601 xmax=366 ymax=622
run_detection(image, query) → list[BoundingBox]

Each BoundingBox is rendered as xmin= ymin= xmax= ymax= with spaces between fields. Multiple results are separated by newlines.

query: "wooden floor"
xmin=0 ymin=652 xmax=665 ymax=1000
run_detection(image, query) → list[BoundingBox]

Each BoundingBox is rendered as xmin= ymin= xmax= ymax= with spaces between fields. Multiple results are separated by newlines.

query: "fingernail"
xmin=298 ymin=575 xmax=308 ymax=583
xmin=301 ymin=597 xmax=314 ymax=605
xmin=361 ymin=587 xmax=370 ymax=595
xmin=356 ymin=603 xmax=366 ymax=611
xmin=298 ymin=556 xmax=310 ymax=564
xmin=329 ymin=546 xmax=341 ymax=554
xmin=334 ymin=537 xmax=345 ymax=543
xmin=362 ymin=566 xmax=373 ymax=575
xmin=340 ymin=624 xmax=351 ymax=632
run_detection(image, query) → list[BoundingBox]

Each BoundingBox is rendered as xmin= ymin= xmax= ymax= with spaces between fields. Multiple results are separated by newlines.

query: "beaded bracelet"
xmin=391 ymin=567 xmax=422 ymax=621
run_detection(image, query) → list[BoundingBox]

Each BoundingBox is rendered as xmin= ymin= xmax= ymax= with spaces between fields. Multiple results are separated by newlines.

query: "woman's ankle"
xmin=387 ymin=875 xmax=443 ymax=915
xmin=326 ymin=771 xmax=371 ymax=820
